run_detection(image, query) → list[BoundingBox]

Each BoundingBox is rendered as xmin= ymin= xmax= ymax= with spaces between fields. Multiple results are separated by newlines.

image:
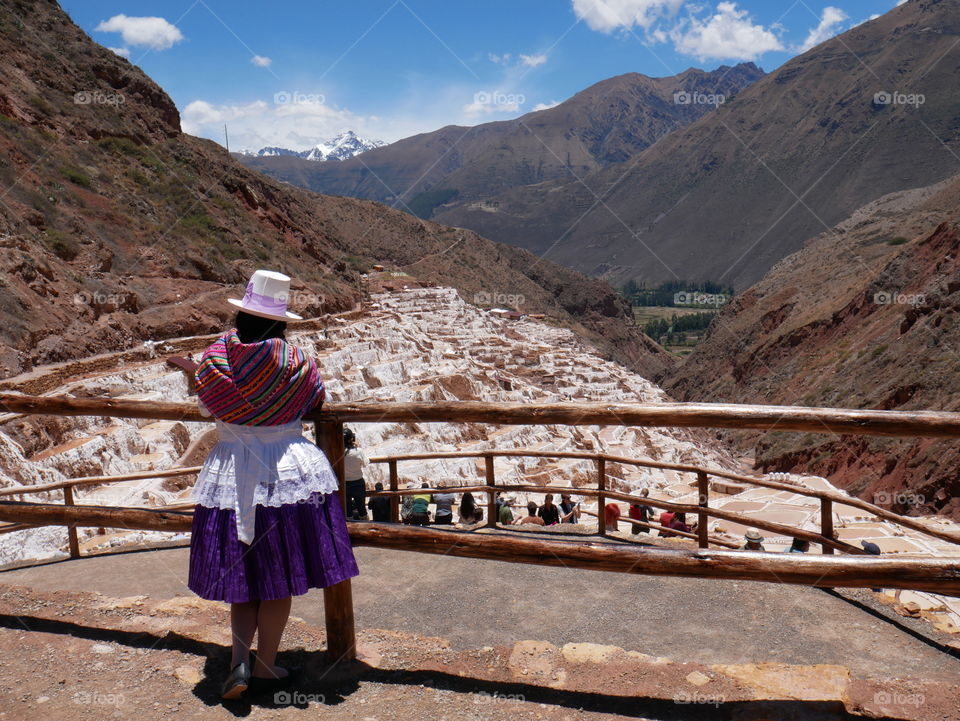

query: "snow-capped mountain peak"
xmin=241 ymin=131 xmax=385 ymax=162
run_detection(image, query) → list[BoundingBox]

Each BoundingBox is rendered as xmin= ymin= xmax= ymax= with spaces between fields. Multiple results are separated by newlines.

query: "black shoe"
xmin=251 ymin=666 xmax=299 ymax=694
xmin=221 ymin=660 xmax=250 ymax=700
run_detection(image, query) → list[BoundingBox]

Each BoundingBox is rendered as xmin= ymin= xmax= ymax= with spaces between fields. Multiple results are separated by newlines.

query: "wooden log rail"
xmin=5 ymin=392 xmax=960 ymax=663
xmin=1 ymin=501 xmax=957 ymax=595
xmin=366 ymin=450 xmax=960 ymax=552
xmin=6 ymin=393 xmax=960 ymax=437
xmin=0 ymin=466 xmax=202 ymax=499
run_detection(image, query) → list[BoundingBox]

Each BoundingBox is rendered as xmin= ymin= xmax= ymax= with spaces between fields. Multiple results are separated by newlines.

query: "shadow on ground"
xmin=0 ymin=613 xmax=914 ymax=721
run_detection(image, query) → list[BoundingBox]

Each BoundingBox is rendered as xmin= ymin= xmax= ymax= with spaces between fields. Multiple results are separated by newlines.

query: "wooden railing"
xmin=0 ymin=466 xmax=201 ymax=557
xmin=366 ymin=449 xmax=960 ymax=554
xmin=2 ymin=392 xmax=960 ymax=665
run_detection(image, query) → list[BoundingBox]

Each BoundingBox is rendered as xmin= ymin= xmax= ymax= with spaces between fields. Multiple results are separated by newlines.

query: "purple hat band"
xmin=241 ymin=280 xmax=288 ymax=316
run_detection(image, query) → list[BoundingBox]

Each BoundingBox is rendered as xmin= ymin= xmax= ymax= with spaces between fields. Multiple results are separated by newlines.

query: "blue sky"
xmin=61 ymin=0 xmax=908 ymax=151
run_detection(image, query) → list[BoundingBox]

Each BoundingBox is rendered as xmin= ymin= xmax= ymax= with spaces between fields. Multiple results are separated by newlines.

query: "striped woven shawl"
xmin=195 ymin=330 xmax=325 ymax=425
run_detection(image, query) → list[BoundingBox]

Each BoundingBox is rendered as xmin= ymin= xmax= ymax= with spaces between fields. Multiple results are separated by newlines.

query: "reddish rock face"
xmin=664 ymin=176 xmax=960 ymax=520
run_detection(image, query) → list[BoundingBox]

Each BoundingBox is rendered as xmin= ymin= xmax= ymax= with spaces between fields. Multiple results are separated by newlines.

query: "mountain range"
xmin=241 ymin=0 xmax=960 ymax=293
xmin=0 ymin=0 xmax=668 ymax=380
xmin=236 ymin=63 xmax=765 ymax=220
xmin=239 ymin=130 xmax=384 ymax=162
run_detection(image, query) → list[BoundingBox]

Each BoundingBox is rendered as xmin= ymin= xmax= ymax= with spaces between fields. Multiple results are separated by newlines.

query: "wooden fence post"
xmin=63 ymin=485 xmax=80 ymax=559
xmin=597 ymin=458 xmax=606 ymax=537
xmin=388 ymin=459 xmax=399 ymax=523
xmin=697 ymin=471 xmax=709 ymax=549
xmin=821 ymin=498 xmax=835 ymax=555
xmin=315 ymin=420 xmax=357 ymax=663
xmin=485 ymin=454 xmax=497 ymax=527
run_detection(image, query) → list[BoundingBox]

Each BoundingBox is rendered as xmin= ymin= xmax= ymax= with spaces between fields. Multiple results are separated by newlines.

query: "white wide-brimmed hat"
xmin=227 ymin=269 xmax=302 ymax=321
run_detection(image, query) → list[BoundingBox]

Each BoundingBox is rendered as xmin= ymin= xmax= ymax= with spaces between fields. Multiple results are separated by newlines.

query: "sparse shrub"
xmin=887 ymin=236 xmax=909 ymax=246
xmin=59 ymin=166 xmax=91 ymax=188
xmin=44 ymin=229 xmax=79 ymax=260
xmin=97 ymin=136 xmax=141 ymax=155
xmin=179 ymin=213 xmax=217 ymax=233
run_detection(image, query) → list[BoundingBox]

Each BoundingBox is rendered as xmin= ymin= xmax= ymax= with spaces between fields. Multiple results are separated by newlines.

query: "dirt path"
xmin=4 ymin=542 xmax=958 ymax=685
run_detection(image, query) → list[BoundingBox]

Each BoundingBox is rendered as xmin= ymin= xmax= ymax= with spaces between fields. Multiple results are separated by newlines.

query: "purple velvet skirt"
xmin=188 ymin=492 xmax=359 ymax=603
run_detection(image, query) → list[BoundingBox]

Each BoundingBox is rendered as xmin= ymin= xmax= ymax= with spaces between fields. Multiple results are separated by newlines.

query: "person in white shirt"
xmin=342 ymin=428 xmax=367 ymax=520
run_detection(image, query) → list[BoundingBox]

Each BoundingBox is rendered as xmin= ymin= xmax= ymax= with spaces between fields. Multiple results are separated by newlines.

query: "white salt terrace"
xmin=0 ymin=286 xmax=959 ymax=633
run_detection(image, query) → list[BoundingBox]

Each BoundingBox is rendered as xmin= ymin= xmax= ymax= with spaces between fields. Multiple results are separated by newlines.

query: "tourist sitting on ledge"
xmin=400 ymin=482 xmax=417 ymax=523
xmin=660 ymin=513 xmax=693 ymax=538
xmin=559 ymin=493 xmax=580 ymax=523
xmin=408 ymin=483 xmax=432 ymax=526
xmin=458 ymin=492 xmax=483 ymax=525
xmin=498 ymin=495 xmax=516 ymax=525
xmin=742 ymin=528 xmax=766 ymax=551
xmin=604 ymin=502 xmax=621 ymax=531
xmin=538 ymin=493 xmax=561 ymax=525
xmin=432 ymin=484 xmax=456 ymax=525
xmin=519 ymin=501 xmax=546 ymax=525
xmin=367 ymin=482 xmax=391 ymax=522
xmin=786 ymin=538 xmax=810 ymax=553
xmin=658 ymin=510 xmax=676 ymax=537
xmin=628 ymin=489 xmax=654 ymax=534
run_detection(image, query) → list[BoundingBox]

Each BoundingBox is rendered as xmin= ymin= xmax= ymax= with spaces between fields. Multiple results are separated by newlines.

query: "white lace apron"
xmin=192 ymin=420 xmax=340 ymax=544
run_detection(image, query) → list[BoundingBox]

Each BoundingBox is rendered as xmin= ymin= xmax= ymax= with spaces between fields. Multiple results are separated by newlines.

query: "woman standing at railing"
xmin=187 ymin=270 xmax=359 ymax=700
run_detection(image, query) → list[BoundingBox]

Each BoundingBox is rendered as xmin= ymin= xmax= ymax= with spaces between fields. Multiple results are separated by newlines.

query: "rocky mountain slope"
xmin=237 ymin=64 xmax=763 ymax=218
xmin=0 ymin=0 xmax=668 ymax=380
xmin=435 ymin=0 xmax=960 ymax=289
xmin=663 ymin=171 xmax=960 ymax=519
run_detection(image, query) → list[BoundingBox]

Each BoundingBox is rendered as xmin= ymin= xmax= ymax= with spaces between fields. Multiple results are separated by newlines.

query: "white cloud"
xmin=251 ymin=55 xmax=272 ymax=67
xmin=108 ymin=47 xmax=130 ymax=58
xmin=519 ymin=53 xmax=547 ymax=67
xmin=532 ymin=100 xmax=561 ymax=111
xmin=182 ymin=97 xmax=373 ymax=151
xmin=571 ymin=0 xmax=684 ymax=33
xmin=95 ymin=14 xmax=183 ymax=51
xmin=462 ymin=91 xmax=525 ymax=117
xmin=797 ymin=6 xmax=848 ymax=52
xmin=488 ymin=52 xmax=512 ymax=64
xmin=671 ymin=2 xmax=783 ymax=61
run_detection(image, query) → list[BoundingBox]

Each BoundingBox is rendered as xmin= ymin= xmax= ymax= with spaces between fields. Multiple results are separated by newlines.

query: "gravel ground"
xmin=3 ymin=535 xmax=959 ymax=684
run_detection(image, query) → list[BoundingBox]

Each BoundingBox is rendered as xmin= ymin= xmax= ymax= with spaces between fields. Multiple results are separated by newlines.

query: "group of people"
xmin=497 ymin=492 xmax=581 ymax=526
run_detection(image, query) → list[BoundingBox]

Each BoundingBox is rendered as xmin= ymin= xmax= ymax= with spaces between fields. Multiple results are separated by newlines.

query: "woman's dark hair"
xmin=343 ymin=427 xmax=356 ymax=449
xmin=460 ymin=492 xmax=477 ymax=515
xmin=235 ymin=311 xmax=286 ymax=343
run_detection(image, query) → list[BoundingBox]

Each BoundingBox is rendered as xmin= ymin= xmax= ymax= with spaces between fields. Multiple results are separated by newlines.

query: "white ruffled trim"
xmin=192 ymin=421 xmax=340 ymax=544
